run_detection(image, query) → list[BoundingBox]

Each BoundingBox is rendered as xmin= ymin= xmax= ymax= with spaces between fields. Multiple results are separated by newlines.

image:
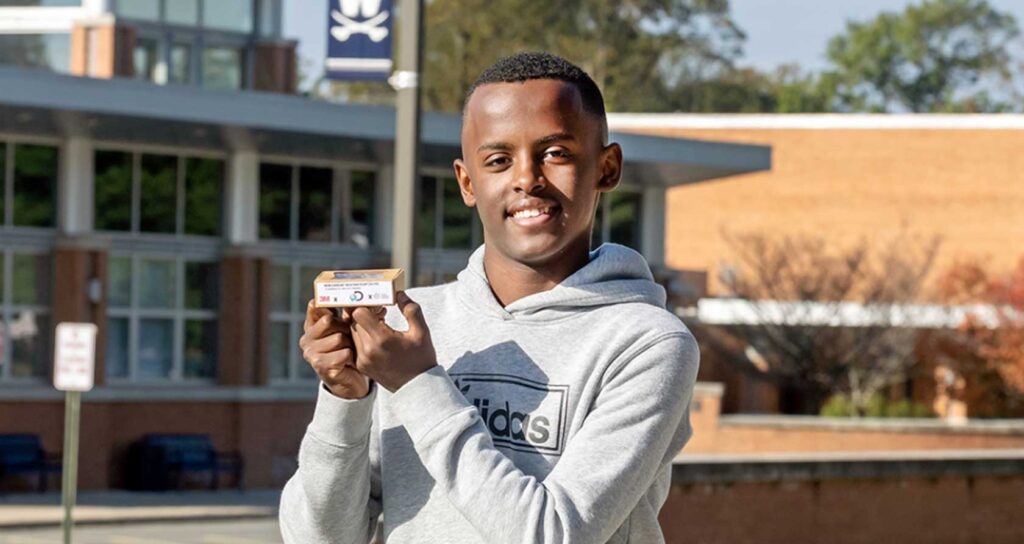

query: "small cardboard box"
xmin=312 ymin=269 xmax=405 ymax=308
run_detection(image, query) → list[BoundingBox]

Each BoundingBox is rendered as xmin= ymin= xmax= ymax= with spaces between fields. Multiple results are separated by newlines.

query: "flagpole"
xmin=389 ymin=0 xmax=424 ymax=283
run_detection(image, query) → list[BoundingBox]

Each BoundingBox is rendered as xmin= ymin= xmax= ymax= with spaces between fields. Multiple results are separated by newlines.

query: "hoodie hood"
xmin=455 ymin=243 xmax=667 ymax=321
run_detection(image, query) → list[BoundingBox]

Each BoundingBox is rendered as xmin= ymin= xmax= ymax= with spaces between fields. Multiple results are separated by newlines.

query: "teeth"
xmin=512 ymin=208 xmax=548 ymax=219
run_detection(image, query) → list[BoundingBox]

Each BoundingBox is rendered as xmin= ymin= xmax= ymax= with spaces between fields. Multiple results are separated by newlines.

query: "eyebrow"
xmin=476 ymin=132 xmax=577 ymax=154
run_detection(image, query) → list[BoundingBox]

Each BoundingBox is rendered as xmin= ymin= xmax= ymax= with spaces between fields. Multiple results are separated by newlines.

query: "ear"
xmin=596 ymin=142 xmax=623 ymax=193
xmin=453 ymin=158 xmax=476 ymax=207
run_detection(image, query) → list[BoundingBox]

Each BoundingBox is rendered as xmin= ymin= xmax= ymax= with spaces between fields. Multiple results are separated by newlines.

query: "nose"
xmin=512 ymin=156 xmax=546 ymax=195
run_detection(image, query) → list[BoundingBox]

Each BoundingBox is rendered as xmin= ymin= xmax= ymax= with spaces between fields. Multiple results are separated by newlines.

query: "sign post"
xmin=325 ymin=0 xmax=422 ymax=283
xmin=54 ymin=322 xmax=97 ymax=544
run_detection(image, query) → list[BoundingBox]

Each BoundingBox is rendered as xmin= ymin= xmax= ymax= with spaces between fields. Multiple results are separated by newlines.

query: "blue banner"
xmin=325 ymin=0 xmax=394 ymax=81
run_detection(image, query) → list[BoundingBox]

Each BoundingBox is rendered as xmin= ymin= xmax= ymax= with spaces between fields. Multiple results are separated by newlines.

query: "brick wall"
xmin=686 ymin=383 xmax=1024 ymax=454
xmin=618 ymin=127 xmax=1024 ymax=296
xmin=660 ymin=473 xmax=1024 ymax=544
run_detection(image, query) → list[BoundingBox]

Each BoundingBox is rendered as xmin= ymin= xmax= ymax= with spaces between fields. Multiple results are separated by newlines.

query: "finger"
xmin=305 ymin=299 xmax=334 ymax=330
xmin=396 ymin=291 xmax=427 ymax=339
xmin=301 ymin=314 xmax=333 ymax=346
xmin=351 ymin=306 xmax=386 ymax=339
xmin=308 ymin=331 xmax=354 ymax=355
xmin=307 ymin=348 xmax=356 ymax=374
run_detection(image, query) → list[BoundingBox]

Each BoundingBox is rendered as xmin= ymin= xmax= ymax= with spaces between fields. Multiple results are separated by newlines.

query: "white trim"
xmin=607 ymin=113 xmax=1024 ymax=131
xmin=0 ymin=7 xmax=87 ymax=33
xmin=695 ymin=298 xmax=1008 ymax=329
xmin=325 ymin=57 xmax=393 ymax=71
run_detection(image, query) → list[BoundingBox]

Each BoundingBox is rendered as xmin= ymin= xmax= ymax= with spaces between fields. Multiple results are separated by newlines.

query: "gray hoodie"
xmin=279 ymin=243 xmax=700 ymax=544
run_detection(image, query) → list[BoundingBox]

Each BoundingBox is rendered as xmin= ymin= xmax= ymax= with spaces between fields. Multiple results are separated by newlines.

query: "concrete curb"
xmin=0 ymin=511 xmax=277 ymax=530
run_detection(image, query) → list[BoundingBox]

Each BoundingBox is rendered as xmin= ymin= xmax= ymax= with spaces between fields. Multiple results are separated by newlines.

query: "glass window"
xmin=0 ymin=143 xmax=5 ymax=224
xmin=442 ymin=178 xmax=472 ymax=249
xmin=115 ymin=0 xmax=159 ymax=20
xmin=270 ymin=265 xmax=290 ymax=312
xmin=108 ymin=256 xmax=132 ymax=307
xmin=348 ymin=170 xmax=375 ymax=248
xmin=138 ymin=318 xmax=173 ymax=378
xmin=94 ymin=150 xmax=133 ymax=231
xmin=12 ymin=144 xmax=57 ymax=228
xmin=298 ymin=166 xmax=332 ymax=242
xmin=169 ymin=43 xmax=192 ymax=84
xmin=0 ymin=34 xmax=71 ymax=73
xmin=202 ymin=47 xmax=243 ymax=90
xmin=133 ymin=37 xmax=159 ymax=82
xmin=297 ymin=267 xmax=319 ymax=310
xmin=10 ymin=312 xmax=49 ymax=378
xmin=608 ymin=192 xmax=642 ymax=249
xmin=139 ymin=154 xmax=177 ymax=233
xmin=184 ymin=319 xmax=216 ymax=378
xmin=268 ymin=322 xmax=289 ymax=379
xmin=185 ymin=261 xmax=218 ymax=309
xmin=0 ymin=1 xmax=81 ymax=6
xmin=165 ymin=0 xmax=199 ymax=25
xmin=184 ymin=157 xmax=222 ymax=235
xmin=259 ymin=163 xmax=291 ymax=240
xmin=105 ymin=317 xmax=129 ymax=379
xmin=12 ymin=253 xmax=50 ymax=306
xmin=256 ymin=0 xmax=279 ymax=37
xmin=139 ymin=259 xmax=175 ymax=308
xmin=203 ymin=0 xmax=253 ymax=33
xmin=417 ymin=176 xmax=438 ymax=248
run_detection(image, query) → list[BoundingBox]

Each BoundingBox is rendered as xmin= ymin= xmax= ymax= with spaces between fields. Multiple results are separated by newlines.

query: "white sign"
xmin=54 ymin=323 xmax=97 ymax=392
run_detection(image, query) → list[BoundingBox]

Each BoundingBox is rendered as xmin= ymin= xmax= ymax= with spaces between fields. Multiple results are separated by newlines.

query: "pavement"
xmin=0 ymin=490 xmax=280 ymax=530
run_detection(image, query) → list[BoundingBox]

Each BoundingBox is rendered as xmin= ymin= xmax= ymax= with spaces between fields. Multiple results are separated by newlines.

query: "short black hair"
xmin=464 ymin=52 xmax=609 ymax=142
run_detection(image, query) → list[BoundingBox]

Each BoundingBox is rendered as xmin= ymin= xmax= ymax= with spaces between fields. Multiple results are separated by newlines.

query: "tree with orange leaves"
xmin=938 ymin=256 xmax=1024 ymax=404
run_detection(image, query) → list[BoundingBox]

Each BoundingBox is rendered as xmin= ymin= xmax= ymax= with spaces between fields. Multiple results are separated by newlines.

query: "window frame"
xmin=256 ymin=154 xmax=381 ymax=248
xmin=105 ymin=251 xmax=219 ymax=384
xmin=92 ymin=141 xmax=226 ymax=240
xmin=0 ymin=134 xmax=61 ymax=232
xmin=593 ymin=184 xmax=644 ymax=250
xmin=0 ymin=246 xmax=53 ymax=383
xmin=414 ymin=167 xmax=482 ymax=286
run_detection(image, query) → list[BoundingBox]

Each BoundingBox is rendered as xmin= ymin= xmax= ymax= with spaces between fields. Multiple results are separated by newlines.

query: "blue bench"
xmin=128 ymin=434 xmax=243 ymax=491
xmin=0 ymin=434 xmax=62 ymax=492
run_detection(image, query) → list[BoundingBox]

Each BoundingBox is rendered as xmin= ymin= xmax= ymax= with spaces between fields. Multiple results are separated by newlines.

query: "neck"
xmin=482 ymin=242 xmax=592 ymax=307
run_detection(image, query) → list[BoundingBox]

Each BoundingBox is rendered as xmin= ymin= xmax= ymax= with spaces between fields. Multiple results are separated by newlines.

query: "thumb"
xmin=396 ymin=291 xmax=427 ymax=337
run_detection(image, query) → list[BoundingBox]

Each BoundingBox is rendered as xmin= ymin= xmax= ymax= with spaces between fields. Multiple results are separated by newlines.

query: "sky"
xmin=729 ymin=0 xmax=1024 ymax=72
xmin=285 ymin=0 xmax=1024 ymax=89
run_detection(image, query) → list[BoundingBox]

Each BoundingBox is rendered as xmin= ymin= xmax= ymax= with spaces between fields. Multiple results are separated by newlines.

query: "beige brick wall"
xmin=621 ymin=127 xmax=1024 ymax=296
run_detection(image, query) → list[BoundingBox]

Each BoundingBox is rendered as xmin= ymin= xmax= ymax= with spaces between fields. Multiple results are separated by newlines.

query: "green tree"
xmin=822 ymin=0 xmax=1019 ymax=112
xmin=421 ymin=0 xmax=745 ymax=113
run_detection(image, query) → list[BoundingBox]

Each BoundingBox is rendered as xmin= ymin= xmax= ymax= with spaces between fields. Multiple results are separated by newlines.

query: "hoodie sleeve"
xmin=279 ymin=383 xmax=383 ymax=544
xmin=387 ymin=331 xmax=700 ymax=544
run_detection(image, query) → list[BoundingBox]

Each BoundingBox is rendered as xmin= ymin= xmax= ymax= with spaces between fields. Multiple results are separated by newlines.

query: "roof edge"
xmin=608 ymin=113 xmax=1024 ymax=130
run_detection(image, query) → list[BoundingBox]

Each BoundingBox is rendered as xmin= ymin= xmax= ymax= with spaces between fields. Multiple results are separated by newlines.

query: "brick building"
xmin=0 ymin=2 xmax=772 ymax=490
xmin=610 ymin=114 xmax=1024 ymax=415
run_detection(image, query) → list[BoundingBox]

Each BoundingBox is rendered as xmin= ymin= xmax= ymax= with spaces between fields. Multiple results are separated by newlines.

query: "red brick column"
xmin=252 ymin=40 xmax=298 ymax=94
xmin=52 ymin=237 xmax=108 ymax=385
xmin=218 ymin=249 xmax=271 ymax=386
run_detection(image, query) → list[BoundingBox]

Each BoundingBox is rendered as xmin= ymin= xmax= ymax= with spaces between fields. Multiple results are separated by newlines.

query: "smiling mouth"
xmin=506 ymin=205 xmax=561 ymax=226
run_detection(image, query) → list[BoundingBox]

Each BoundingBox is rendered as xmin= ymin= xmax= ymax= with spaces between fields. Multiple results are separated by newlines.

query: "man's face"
xmin=454 ymin=79 xmax=622 ymax=268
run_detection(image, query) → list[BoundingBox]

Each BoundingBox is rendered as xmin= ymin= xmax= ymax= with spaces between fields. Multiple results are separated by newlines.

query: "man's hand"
xmin=299 ymin=299 xmax=381 ymax=399
xmin=349 ymin=291 xmax=438 ymax=392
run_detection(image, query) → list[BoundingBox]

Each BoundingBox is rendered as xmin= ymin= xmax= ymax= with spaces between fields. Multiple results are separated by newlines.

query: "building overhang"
xmin=0 ymin=67 xmax=770 ymax=186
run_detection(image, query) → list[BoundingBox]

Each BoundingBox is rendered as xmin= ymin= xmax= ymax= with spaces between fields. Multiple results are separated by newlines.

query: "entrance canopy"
xmin=0 ymin=67 xmax=770 ymax=186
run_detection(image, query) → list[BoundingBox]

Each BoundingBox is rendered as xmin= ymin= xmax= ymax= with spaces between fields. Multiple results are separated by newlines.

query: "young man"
xmin=280 ymin=52 xmax=699 ymax=543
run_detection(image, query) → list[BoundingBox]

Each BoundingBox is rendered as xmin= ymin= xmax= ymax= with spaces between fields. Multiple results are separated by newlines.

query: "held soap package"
xmin=312 ymin=269 xmax=405 ymax=308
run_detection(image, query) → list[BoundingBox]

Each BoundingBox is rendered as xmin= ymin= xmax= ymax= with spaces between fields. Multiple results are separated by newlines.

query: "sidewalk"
xmin=0 ymin=490 xmax=279 ymax=529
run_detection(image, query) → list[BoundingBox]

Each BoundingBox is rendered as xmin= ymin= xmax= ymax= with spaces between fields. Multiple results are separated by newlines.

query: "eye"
xmin=484 ymin=154 xmax=511 ymax=168
xmin=543 ymin=148 xmax=572 ymax=161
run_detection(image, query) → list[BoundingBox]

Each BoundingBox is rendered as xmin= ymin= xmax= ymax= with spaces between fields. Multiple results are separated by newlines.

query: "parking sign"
xmin=54 ymin=323 xmax=97 ymax=392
